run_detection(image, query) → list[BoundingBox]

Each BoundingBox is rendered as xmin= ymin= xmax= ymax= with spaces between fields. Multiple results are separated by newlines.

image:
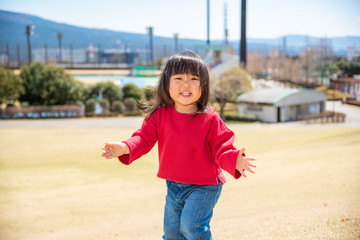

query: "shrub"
xmin=85 ymin=81 xmax=121 ymax=107
xmin=122 ymin=83 xmax=145 ymax=101
xmin=224 ymin=112 xmax=257 ymax=122
xmin=0 ymin=67 xmax=24 ymax=104
xmin=111 ymin=100 xmax=123 ymax=114
xmin=143 ymin=85 xmax=155 ymax=101
xmin=85 ymin=99 xmax=96 ymax=114
xmin=123 ymin=97 xmax=140 ymax=115
xmin=99 ymin=98 xmax=110 ymax=113
xmin=19 ymin=62 xmax=84 ymax=105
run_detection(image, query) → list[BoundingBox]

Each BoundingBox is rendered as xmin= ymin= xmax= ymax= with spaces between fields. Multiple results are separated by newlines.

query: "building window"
xmin=247 ymin=105 xmax=263 ymax=111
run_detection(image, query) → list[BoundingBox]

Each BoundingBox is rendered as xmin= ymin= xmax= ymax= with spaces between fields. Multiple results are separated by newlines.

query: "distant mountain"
xmin=1 ymin=9 xmax=359 ymax=60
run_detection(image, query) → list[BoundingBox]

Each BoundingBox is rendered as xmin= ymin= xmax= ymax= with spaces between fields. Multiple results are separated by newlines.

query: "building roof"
xmin=236 ymin=88 xmax=327 ymax=107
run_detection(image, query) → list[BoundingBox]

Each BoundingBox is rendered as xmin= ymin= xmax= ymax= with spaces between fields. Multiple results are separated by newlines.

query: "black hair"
xmin=144 ymin=50 xmax=210 ymax=120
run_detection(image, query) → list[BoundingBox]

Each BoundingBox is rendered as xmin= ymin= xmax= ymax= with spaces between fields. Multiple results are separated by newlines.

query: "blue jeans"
xmin=162 ymin=179 xmax=223 ymax=240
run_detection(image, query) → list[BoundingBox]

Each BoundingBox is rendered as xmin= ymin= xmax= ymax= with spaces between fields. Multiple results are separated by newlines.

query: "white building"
xmin=236 ymin=88 xmax=327 ymax=123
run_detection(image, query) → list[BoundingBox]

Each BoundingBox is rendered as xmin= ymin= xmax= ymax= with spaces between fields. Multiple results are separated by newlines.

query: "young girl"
xmin=101 ymin=50 xmax=255 ymax=240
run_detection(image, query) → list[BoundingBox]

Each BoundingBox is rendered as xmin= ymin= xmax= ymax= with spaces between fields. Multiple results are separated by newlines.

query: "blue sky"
xmin=1 ymin=0 xmax=359 ymax=40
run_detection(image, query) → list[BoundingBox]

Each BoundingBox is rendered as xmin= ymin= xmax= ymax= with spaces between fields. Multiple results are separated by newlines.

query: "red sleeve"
xmin=208 ymin=113 xmax=242 ymax=179
xmin=118 ymin=113 xmax=158 ymax=165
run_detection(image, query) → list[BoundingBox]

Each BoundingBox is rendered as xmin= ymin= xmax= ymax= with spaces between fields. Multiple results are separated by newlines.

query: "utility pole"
xmin=6 ymin=44 xmax=10 ymax=67
xmin=224 ymin=1 xmax=229 ymax=45
xmin=240 ymin=0 xmax=247 ymax=68
xmin=57 ymin=33 xmax=63 ymax=64
xmin=98 ymin=44 xmax=101 ymax=67
xmin=70 ymin=44 xmax=73 ymax=67
xmin=207 ymin=0 xmax=210 ymax=45
xmin=174 ymin=33 xmax=179 ymax=53
xmin=147 ymin=26 xmax=154 ymax=64
xmin=17 ymin=44 xmax=21 ymax=67
xmin=44 ymin=44 xmax=48 ymax=64
xmin=26 ymin=25 xmax=33 ymax=64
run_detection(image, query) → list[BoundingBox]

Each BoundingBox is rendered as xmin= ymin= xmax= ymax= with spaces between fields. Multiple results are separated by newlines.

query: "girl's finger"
xmin=247 ymin=162 xmax=256 ymax=168
xmin=245 ymin=166 xmax=255 ymax=173
xmin=105 ymin=154 xmax=114 ymax=159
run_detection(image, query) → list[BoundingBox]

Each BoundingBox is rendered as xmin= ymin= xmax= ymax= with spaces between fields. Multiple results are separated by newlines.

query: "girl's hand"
xmin=236 ymin=148 xmax=256 ymax=178
xmin=101 ymin=142 xmax=129 ymax=159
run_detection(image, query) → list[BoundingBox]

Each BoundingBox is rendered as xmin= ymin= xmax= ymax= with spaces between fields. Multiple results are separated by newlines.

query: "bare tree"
xmin=210 ymin=67 xmax=252 ymax=120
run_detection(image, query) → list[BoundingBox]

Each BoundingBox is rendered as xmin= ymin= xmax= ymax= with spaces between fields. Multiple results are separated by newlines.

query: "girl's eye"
xmin=191 ymin=78 xmax=200 ymax=81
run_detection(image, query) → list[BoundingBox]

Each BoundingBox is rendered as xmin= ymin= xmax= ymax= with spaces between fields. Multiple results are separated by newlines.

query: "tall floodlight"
xmin=26 ymin=25 xmax=33 ymax=64
xmin=207 ymin=0 xmax=210 ymax=45
xmin=57 ymin=33 xmax=63 ymax=64
xmin=240 ymin=0 xmax=247 ymax=68
xmin=147 ymin=26 xmax=154 ymax=63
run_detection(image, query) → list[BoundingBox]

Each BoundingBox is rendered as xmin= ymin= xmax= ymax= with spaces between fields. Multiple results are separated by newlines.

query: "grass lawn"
xmin=0 ymin=126 xmax=359 ymax=240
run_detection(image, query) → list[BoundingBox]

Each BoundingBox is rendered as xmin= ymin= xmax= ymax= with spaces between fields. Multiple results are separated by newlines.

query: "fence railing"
xmin=0 ymin=105 xmax=84 ymax=119
xmin=298 ymin=111 xmax=346 ymax=123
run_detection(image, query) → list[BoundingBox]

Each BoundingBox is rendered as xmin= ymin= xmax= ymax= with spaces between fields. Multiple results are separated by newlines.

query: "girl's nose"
xmin=182 ymin=80 xmax=190 ymax=85
xmin=182 ymin=77 xmax=191 ymax=85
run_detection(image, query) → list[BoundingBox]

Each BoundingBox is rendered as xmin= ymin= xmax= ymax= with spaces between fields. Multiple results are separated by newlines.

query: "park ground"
xmin=0 ymin=102 xmax=359 ymax=239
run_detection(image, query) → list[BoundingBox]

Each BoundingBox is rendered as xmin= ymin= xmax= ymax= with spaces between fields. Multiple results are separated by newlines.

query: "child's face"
xmin=169 ymin=73 xmax=202 ymax=114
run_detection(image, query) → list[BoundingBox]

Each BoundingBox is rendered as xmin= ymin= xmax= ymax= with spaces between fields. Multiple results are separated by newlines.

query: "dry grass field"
xmin=0 ymin=125 xmax=359 ymax=240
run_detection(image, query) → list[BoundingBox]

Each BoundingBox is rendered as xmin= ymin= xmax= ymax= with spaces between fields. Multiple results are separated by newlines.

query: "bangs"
xmin=167 ymin=55 xmax=208 ymax=79
xmin=148 ymin=50 xmax=210 ymax=118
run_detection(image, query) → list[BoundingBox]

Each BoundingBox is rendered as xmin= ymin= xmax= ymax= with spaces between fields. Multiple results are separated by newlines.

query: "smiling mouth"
xmin=180 ymin=92 xmax=192 ymax=96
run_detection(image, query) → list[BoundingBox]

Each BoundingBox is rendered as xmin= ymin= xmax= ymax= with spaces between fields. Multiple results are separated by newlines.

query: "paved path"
xmin=0 ymin=116 xmax=145 ymax=129
xmin=0 ymin=101 xmax=359 ymax=128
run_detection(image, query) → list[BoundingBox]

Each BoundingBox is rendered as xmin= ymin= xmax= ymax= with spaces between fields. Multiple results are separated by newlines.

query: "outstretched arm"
xmin=101 ymin=142 xmax=129 ymax=159
xmin=236 ymin=148 xmax=256 ymax=178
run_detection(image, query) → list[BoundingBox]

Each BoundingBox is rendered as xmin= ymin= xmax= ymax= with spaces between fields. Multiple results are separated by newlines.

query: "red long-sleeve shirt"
xmin=119 ymin=105 xmax=241 ymax=185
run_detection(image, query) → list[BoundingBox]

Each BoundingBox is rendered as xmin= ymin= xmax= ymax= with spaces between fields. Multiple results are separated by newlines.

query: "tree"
xmin=210 ymin=67 xmax=252 ymax=120
xmin=19 ymin=62 xmax=84 ymax=105
xmin=0 ymin=68 xmax=24 ymax=105
xmin=336 ymin=61 xmax=360 ymax=77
